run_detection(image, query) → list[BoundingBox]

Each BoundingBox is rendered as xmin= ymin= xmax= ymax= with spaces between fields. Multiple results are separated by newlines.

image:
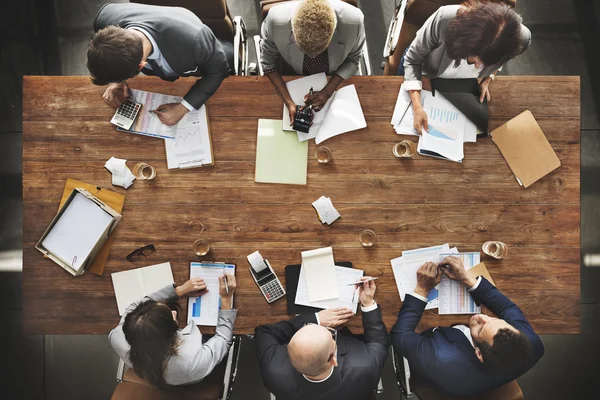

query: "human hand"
xmin=317 ymin=307 xmax=354 ymax=328
xmin=415 ymin=262 xmax=441 ymax=298
xmin=439 ymin=256 xmax=476 ymax=287
xmin=175 ymin=278 xmax=207 ymax=298
xmin=152 ymin=103 xmax=189 ymax=126
xmin=219 ymin=273 xmax=236 ymax=310
xmin=413 ymin=107 xmax=429 ymax=135
xmin=479 ymin=77 xmax=492 ymax=103
xmin=286 ymin=101 xmax=297 ymax=126
xmin=356 ymin=277 xmax=376 ymax=308
xmin=304 ymin=90 xmax=331 ymax=112
xmin=102 ymin=81 xmax=129 ymax=108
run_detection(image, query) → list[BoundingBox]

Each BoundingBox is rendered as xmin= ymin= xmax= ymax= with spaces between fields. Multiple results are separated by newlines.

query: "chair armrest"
xmin=253 ymin=35 xmax=264 ymax=76
xmin=116 ymin=358 xmax=125 ymax=383
xmin=384 ymin=0 xmax=408 ymax=58
xmin=221 ymin=336 xmax=242 ymax=400
xmin=232 ymin=16 xmax=249 ymax=76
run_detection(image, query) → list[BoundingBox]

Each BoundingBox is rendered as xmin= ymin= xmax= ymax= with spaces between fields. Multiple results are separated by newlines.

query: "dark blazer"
xmin=94 ymin=3 xmax=230 ymax=109
xmin=391 ymin=278 xmax=544 ymax=397
xmin=255 ymin=308 xmax=389 ymax=400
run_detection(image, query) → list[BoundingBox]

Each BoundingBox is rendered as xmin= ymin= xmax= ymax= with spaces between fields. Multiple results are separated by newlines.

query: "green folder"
xmin=255 ymin=119 xmax=308 ymax=185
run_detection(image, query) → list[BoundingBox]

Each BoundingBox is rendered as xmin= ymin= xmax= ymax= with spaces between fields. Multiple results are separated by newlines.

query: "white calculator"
xmin=247 ymin=251 xmax=285 ymax=304
xmin=110 ymin=99 xmax=142 ymax=130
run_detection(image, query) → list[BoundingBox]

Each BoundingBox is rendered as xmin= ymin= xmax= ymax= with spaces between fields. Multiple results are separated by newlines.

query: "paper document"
xmin=111 ymin=262 xmax=174 ymax=315
xmin=119 ymin=89 xmax=195 ymax=139
xmin=391 ymin=244 xmax=451 ymax=310
xmin=417 ymin=95 xmax=465 ymax=162
xmin=104 ymin=157 xmax=136 ymax=189
xmin=42 ymin=192 xmax=115 ymax=272
xmin=391 ymin=84 xmax=433 ymax=136
xmin=295 ymin=265 xmax=363 ymax=313
xmin=301 ymin=247 xmax=339 ymax=302
xmin=187 ymin=262 xmax=236 ymax=326
xmin=282 ymin=73 xmax=329 ymax=135
xmin=255 ymin=119 xmax=308 ymax=185
xmin=315 ymin=84 xmax=367 ymax=144
xmin=438 ymin=252 xmax=481 ymax=314
xmin=312 ymin=196 xmax=341 ymax=225
xmin=165 ymin=105 xmax=213 ymax=169
xmin=247 ymin=250 xmax=268 ymax=273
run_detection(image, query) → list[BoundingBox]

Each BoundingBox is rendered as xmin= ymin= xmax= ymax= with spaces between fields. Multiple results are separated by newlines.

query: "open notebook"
xmin=282 ymin=74 xmax=367 ymax=144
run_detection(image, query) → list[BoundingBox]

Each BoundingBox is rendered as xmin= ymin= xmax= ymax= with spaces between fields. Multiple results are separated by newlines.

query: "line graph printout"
xmin=164 ymin=105 xmax=213 ymax=169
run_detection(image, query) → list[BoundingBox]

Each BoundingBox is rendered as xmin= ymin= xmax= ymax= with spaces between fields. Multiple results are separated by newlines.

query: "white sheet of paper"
xmin=393 ymin=88 xmax=433 ymax=136
xmin=438 ymin=252 xmax=481 ymax=315
xmin=315 ymin=85 xmax=367 ymax=144
xmin=42 ymin=192 xmax=114 ymax=271
xmin=281 ymin=73 xmax=329 ymax=138
xmin=111 ymin=262 xmax=174 ymax=315
xmin=301 ymin=247 xmax=339 ymax=302
xmin=311 ymin=196 xmax=341 ymax=225
xmin=165 ymin=105 xmax=212 ymax=169
xmin=187 ymin=263 xmax=236 ymax=326
xmin=247 ymin=250 xmax=267 ymax=273
xmin=390 ymin=244 xmax=451 ymax=310
xmin=295 ymin=265 xmax=363 ymax=313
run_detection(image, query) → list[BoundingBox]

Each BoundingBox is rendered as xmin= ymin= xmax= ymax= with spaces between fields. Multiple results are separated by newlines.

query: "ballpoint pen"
xmin=223 ymin=273 xmax=229 ymax=294
xmin=347 ymin=277 xmax=379 ymax=286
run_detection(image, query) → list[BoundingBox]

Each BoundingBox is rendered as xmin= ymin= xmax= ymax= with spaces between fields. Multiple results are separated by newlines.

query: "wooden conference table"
xmin=22 ymin=76 xmax=580 ymax=335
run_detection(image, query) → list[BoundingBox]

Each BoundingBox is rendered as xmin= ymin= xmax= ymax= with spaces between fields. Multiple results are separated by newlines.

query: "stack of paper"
xmin=438 ymin=252 xmax=481 ymax=314
xmin=283 ymin=74 xmax=367 ymax=144
xmin=300 ymin=247 xmax=339 ymax=302
xmin=104 ymin=157 xmax=135 ymax=189
xmin=390 ymin=85 xmax=477 ymax=162
xmin=111 ymin=262 xmax=174 ymax=315
xmin=390 ymin=244 xmax=451 ymax=310
xmin=312 ymin=196 xmax=341 ymax=225
xmin=295 ymin=265 xmax=363 ymax=314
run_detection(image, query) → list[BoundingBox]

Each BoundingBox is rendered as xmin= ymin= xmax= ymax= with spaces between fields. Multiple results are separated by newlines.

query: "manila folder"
xmin=490 ymin=110 xmax=561 ymax=188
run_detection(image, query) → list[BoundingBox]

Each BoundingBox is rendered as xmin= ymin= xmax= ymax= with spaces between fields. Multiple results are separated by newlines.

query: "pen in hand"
xmin=223 ymin=273 xmax=229 ymax=294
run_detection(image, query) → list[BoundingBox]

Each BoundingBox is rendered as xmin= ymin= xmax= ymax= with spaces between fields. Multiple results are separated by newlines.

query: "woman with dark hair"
xmin=109 ymin=275 xmax=237 ymax=387
xmin=398 ymin=0 xmax=530 ymax=134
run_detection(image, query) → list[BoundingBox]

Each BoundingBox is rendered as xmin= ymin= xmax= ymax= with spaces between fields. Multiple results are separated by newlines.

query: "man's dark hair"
xmin=87 ymin=26 xmax=143 ymax=86
xmin=478 ymin=328 xmax=535 ymax=373
xmin=445 ymin=2 xmax=524 ymax=67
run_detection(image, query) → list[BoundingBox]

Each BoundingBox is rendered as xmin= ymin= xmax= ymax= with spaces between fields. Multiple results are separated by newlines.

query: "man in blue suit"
xmin=391 ymin=256 xmax=544 ymax=397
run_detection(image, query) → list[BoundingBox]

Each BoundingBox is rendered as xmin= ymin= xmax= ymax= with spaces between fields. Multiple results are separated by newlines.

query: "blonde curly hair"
xmin=292 ymin=0 xmax=337 ymax=57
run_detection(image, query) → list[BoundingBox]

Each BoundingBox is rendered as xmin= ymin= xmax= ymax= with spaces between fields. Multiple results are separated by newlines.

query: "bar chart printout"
xmin=187 ymin=263 xmax=235 ymax=326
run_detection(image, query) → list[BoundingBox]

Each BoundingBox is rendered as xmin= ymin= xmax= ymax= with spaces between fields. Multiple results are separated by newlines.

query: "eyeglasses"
xmin=305 ymin=323 xmax=337 ymax=361
xmin=126 ymin=244 xmax=156 ymax=261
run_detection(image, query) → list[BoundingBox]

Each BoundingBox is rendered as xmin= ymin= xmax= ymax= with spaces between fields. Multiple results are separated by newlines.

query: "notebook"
xmin=490 ymin=110 xmax=561 ymax=188
xmin=111 ymin=262 xmax=174 ymax=315
xmin=282 ymin=74 xmax=367 ymax=144
xmin=301 ymin=247 xmax=339 ymax=302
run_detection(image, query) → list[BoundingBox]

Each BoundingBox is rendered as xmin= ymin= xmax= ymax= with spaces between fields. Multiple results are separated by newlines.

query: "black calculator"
xmin=249 ymin=259 xmax=286 ymax=304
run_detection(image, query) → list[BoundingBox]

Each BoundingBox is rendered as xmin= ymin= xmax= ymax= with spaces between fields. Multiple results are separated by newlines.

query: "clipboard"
xmin=59 ymin=179 xmax=125 ymax=276
xmin=165 ymin=105 xmax=215 ymax=169
xmin=490 ymin=110 xmax=561 ymax=188
xmin=285 ymin=262 xmax=352 ymax=315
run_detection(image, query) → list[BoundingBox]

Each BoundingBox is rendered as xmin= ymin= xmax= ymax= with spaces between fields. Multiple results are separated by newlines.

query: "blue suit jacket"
xmin=390 ymin=278 xmax=544 ymax=396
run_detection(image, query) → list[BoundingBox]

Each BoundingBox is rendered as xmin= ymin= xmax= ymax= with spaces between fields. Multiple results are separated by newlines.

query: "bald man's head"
xmin=288 ymin=325 xmax=335 ymax=376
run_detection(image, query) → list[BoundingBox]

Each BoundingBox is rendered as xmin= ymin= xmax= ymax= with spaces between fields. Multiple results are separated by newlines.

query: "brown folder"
xmin=58 ymin=179 xmax=125 ymax=276
xmin=490 ymin=110 xmax=561 ymax=188
xmin=468 ymin=262 xmax=495 ymax=287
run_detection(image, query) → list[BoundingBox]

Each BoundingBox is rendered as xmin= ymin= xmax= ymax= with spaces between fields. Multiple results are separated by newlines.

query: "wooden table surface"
xmin=22 ymin=76 xmax=580 ymax=335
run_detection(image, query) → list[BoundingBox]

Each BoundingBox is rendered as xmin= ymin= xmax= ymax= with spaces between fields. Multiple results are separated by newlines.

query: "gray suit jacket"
xmin=109 ymin=284 xmax=237 ymax=386
xmin=94 ymin=3 xmax=230 ymax=109
xmin=260 ymin=0 xmax=365 ymax=79
xmin=403 ymin=5 xmax=531 ymax=91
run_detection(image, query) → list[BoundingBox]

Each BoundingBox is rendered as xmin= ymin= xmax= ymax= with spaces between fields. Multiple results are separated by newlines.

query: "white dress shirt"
xmin=128 ymin=27 xmax=195 ymax=111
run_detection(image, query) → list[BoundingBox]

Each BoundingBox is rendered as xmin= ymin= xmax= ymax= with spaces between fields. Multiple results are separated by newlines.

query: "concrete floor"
xmin=1 ymin=0 xmax=600 ymax=399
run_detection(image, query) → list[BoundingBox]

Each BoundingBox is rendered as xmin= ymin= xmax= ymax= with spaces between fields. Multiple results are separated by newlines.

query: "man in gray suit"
xmin=260 ymin=0 xmax=365 ymax=123
xmin=88 ymin=3 xmax=233 ymax=126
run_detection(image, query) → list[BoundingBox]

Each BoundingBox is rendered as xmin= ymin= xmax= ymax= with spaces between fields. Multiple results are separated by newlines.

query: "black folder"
xmin=431 ymin=78 xmax=489 ymax=135
xmin=285 ymin=262 xmax=352 ymax=315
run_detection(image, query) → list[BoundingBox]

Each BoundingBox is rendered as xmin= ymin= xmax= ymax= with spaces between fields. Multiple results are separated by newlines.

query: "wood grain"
xmin=22 ymin=76 xmax=580 ymax=335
